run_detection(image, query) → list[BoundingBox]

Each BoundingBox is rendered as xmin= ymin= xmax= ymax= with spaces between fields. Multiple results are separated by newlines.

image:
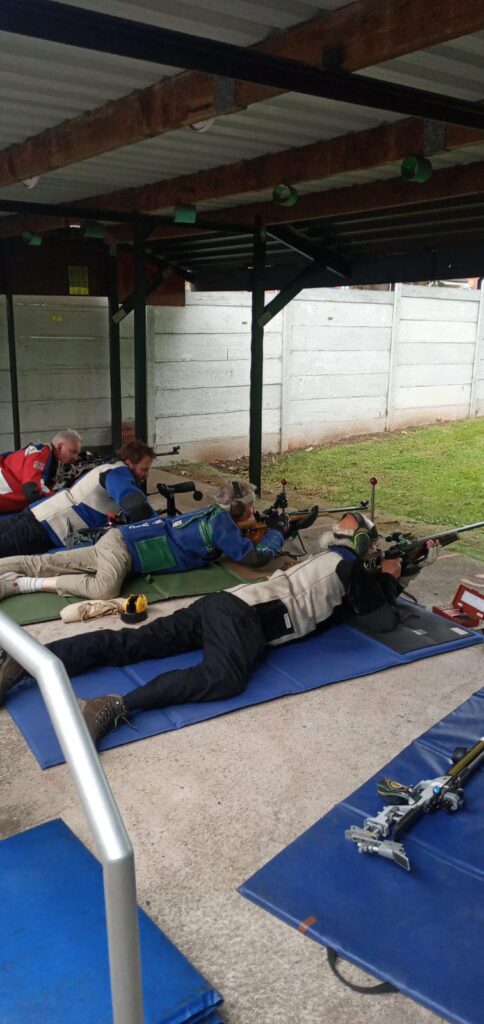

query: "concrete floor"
xmin=1 ymin=470 xmax=483 ymax=1024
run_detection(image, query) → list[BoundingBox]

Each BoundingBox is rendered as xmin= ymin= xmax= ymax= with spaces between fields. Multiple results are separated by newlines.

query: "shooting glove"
xmin=264 ymin=510 xmax=287 ymax=537
xmin=401 ymin=542 xmax=440 ymax=584
xmin=22 ymin=482 xmax=43 ymax=504
xmin=284 ymin=520 xmax=301 ymax=540
xmin=425 ymin=542 xmax=440 ymax=565
xmin=285 ymin=506 xmax=319 ymax=540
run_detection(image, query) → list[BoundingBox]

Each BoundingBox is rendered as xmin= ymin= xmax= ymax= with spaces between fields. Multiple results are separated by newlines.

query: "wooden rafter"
xmin=1 ymin=116 xmax=482 ymax=241
xmin=121 ymin=159 xmax=484 ymax=243
xmin=0 ymin=0 xmax=482 ymax=191
xmin=58 ymin=120 xmax=484 ymax=216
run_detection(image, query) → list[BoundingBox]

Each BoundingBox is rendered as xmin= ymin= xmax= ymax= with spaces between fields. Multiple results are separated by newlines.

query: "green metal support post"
xmin=248 ymin=222 xmax=266 ymax=495
xmin=107 ymin=245 xmax=122 ymax=450
xmin=133 ymin=221 xmax=149 ymax=444
xmin=3 ymin=241 xmax=21 ymax=449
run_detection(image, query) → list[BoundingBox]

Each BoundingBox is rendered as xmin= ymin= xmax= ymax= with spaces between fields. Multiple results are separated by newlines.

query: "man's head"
xmin=52 ymin=429 xmax=82 ymax=465
xmin=117 ymin=440 xmax=155 ymax=484
xmin=212 ymin=479 xmax=257 ymax=521
xmin=329 ymin=512 xmax=379 ymax=557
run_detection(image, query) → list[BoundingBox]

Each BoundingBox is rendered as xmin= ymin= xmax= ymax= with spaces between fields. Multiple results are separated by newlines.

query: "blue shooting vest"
xmin=119 ymin=505 xmax=283 ymax=575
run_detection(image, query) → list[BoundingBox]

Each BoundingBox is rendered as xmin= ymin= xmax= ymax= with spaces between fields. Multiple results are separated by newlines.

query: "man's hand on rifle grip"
xmin=381 ymin=557 xmax=403 ymax=579
xmin=425 ymin=539 xmax=440 ymax=564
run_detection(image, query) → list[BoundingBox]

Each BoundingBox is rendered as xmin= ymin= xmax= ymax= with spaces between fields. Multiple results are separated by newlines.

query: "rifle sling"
xmin=327 ymin=948 xmax=397 ymax=995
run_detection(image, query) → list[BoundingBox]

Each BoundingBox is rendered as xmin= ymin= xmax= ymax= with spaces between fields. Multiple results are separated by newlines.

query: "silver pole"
xmin=0 ymin=611 xmax=144 ymax=1024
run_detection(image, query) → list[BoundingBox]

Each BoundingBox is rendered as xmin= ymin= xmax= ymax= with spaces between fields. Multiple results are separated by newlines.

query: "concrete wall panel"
xmin=397 ymin=342 xmax=475 ymax=365
xmin=394 ymin=384 xmax=470 ymax=410
xmin=291 ymin=325 xmax=391 ymax=351
xmin=1 ymin=287 xmax=482 ymax=460
xmin=0 ymin=296 xmax=134 ymax=449
xmin=398 ymin=320 xmax=476 ymax=343
xmin=290 ymin=373 xmax=388 ymax=401
xmin=400 ymin=296 xmax=479 ymax=322
xmin=156 ymin=385 xmax=281 ymax=418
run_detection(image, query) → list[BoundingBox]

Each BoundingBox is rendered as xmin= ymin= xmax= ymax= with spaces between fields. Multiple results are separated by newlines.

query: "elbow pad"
xmin=120 ymin=491 xmax=153 ymax=522
xmin=356 ymin=605 xmax=401 ymax=634
xmin=22 ymin=481 xmax=42 ymax=504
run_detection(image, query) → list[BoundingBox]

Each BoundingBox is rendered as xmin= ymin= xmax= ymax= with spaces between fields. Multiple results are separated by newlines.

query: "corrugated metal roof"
xmin=362 ymin=31 xmax=484 ymax=103
xmin=0 ymin=22 xmax=482 ymax=210
xmin=0 ymin=30 xmax=170 ymax=148
xmin=0 ymin=2 xmax=482 ymax=284
xmin=59 ymin=0 xmax=356 ymax=46
xmin=0 ymin=93 xmax=403 ymax=206
xmin=0 ymin=1 xmax=353 ymax=147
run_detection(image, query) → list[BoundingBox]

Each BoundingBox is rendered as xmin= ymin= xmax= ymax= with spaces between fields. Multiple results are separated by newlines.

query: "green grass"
xmin=262 ymin=419 xmax=484 ymax=559
xmin=175 ymin=418 xmax=484 ymax=560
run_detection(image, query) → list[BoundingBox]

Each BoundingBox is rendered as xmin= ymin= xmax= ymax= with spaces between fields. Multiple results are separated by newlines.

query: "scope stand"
xmin=273 ymin=484 xmax=311 ymax=556
xmin=157 ymin=494 xmax=180 ymax=517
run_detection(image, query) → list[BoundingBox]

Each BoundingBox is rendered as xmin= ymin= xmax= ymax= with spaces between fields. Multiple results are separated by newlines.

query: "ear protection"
xmin=121 ymin=593 xmax=148 ymax=624
xmin=230 ymin=480 xmax=248 ymax=519
xmin=350 ymin=513 xmax=376 ymax=556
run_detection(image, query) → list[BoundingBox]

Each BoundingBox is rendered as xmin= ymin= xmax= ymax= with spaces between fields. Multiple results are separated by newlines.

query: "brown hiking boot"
xmin=0 ymin=652 xmax=25 ymax=706
xmin=81 ymin=694 xmax=128 ymax=745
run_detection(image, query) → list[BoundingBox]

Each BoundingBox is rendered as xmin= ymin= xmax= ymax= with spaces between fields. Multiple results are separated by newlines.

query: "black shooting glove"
xmin=22 ymin=481 xmax=43 ymax=504
xmin=285 ymin=506 xmax=319 ymax=540
xmin=400 ymin=557 xmax=426 ymax=580
xmin=400 ymin=543 xmax=439 ymax=585
xmin=264 ymin=510 xmax=288 ymax=537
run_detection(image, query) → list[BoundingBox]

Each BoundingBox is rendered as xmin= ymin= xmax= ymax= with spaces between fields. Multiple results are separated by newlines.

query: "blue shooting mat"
xmin=0 ymin=818 xmax=223 ymax=1024
xmin=6 ymin=607 xmax=483 ymax=769
xmin=239 ymin=688 xmax=484 ymax=1024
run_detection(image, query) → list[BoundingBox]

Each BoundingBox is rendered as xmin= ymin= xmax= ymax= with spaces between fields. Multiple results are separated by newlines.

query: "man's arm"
xmin=336 ymin=557 xmax=403 ymax=632
xmin=211 ymin=509 xmax=285 ymax=567
xmin=20 ymin=444 xmax=53 ymax=504
xmin=101 ymin=465 xmax=154 ymax=522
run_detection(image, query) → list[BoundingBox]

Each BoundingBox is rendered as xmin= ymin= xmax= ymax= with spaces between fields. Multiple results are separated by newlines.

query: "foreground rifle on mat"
xmin=345 ymin=737 xmax=484 ymax=871
xmin=368 ymin=521 xmax=484 ymax=576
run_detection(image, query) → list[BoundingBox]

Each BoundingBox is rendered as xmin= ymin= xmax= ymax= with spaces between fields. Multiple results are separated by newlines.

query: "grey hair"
xmin=52 ymin=429 xmax=82 ymax=446
xmin=212 ymin=479 xmax=257 ymax=513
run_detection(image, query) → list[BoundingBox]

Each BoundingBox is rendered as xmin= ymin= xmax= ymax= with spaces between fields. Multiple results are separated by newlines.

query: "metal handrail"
xmin=0 ymin=610 xmax=144 ymax=1024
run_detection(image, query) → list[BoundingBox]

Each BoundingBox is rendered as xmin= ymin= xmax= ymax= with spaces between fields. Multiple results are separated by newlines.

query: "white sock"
xmin=17 ymin=577 xmax=44 ymax=594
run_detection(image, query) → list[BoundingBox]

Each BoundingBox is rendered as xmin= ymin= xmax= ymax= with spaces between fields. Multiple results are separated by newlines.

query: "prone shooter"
xmin=238 ymin=478 xmax=372 ymax=553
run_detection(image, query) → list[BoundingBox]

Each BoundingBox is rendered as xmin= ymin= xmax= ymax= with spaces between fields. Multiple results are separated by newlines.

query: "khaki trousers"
xmin=0 ymin=529 xmax=132 ymax=599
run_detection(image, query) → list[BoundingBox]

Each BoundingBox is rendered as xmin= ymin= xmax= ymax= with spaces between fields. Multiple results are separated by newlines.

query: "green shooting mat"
xmin=0 ymin=562 xmax=261 ymax=626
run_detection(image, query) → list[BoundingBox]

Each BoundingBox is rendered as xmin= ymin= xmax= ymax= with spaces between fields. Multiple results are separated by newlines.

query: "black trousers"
xmin=0 ymin=508 xmax=51 ymax=557
xmin=48 ymin=592 xmax=267 ymax=711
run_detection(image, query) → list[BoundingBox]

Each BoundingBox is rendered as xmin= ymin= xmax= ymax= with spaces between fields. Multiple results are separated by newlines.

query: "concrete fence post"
xmin=384 ymin=283 xmax=401 ymax=430
xmin=280 ymin=300 xmax=293 ymax=453
xmin=469 ymin=282 xmax=484 ymax=418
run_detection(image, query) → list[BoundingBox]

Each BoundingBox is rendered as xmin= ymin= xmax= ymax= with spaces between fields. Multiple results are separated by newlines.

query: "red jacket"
xmin=0 ymin=443 xmax=57 ymax=512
